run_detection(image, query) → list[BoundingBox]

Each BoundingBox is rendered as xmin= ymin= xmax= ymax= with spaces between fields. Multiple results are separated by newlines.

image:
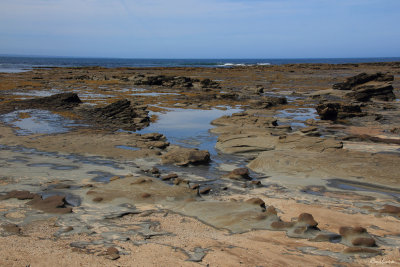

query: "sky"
xmin=0 ymin=0 xmax=399 ymax=58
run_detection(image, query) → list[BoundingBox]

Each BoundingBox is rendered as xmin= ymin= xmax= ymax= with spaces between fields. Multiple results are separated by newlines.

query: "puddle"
xmin=11 ymin=89 xmax=61 ymax=97
xmin=276 ymin=108 xmax=318 ymax=129
xmin=263 ymin=91 xmax=303 ymax=102
xmin=119 ymin=88 xmax=147 ymax=93
xmin=135 ymin=107 xmax=254 ymax=180
xmin=0 ymin=109 xmax=85 ymax=135
xmin=40 ymin=192 xmax=82 ymax=207
xmin=327 ymin=178 xmax=400 ymax=201
xmin=137 ymin=108 xmax=241 ymax=154
xmin=28 ymin=163 xmax=79 ymax=171
xmin=87 ymin=171 xmax=123 ymax=183
xmin=132 ymin=92 xmax=180 ymax=97
xmin=115 ymin=145 xmax=140 ymax=151
xmin=0 ymin=144 xmax=124 ymax=170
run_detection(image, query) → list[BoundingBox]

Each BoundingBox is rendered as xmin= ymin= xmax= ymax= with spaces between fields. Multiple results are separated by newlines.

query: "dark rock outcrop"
xmin=316 ymin=102 xmax=364 ymax=120
xmin=9 ymin=93 xmax=82 ymax=111
xmin=1 ymin=224 xmax=22 ymax=235
xmin=128 ymin=75 xmax=220 ymax=89
xmin=0 ymin=190 xmax=37 ymax=200
xmin=83 ymin=99 xmax=150 ymax=130
xmin=333 ymin=72 xmax=395 ymax=102
xmin=249 ymin=96 xmax=287 ymax=109
xmin=27 ymin=195 xmax=73 ymax=214
xmin=345 ymin=82 xmax=396 ymax=102
xmin=333 ymin=72 xmax=394 ymax=90
xmin=225 ymin=168 xmax=252 ymax=180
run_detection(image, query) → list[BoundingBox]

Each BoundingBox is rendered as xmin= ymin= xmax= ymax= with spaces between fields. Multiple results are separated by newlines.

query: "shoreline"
xmin=0 ymin=62 xmax=399 ymax=266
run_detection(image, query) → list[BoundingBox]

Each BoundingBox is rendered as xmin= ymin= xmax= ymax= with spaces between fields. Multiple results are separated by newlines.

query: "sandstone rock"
xmin=141 ymin=193 xmax=151 ymax=198
xmin=333 ymin=72 xmax=394 ymax=90
xmin=266 ymin=206 xmax=277 ymax=215
xmin=216 ymin=134 xmax=279 ymax=155
xmin=346 ymin=82 xmax=395 ymax=102
xmin=339 ymin=226 xmax=367 ymax=236
xmin=149 ymin=167 xmax=160 ymax=174
xmin=339 ymin=226 xmax=376 ymax=247
xmin=83 ymin=99 xmax=150 ymax=130
xmin=161 ymin=147 xmax=210 ymax=166
xmin=27 ymin=195 xmax=72 ymax=214
xmin=249 ymin=85 xmax=264 ymax=94
xmin=299 ymin=126 xmax=320 ymax=136
xmin=351 ymin=237 xmax=376 ymax=247
xmin=316 ymin=102 xmax=364 ymax=120
xmin=245 ymin=198 xmax=266 ymax=209
xmin=0 ymin=190 xmax=37 ymax=200
xmin=332 ymin=72 xmax=395 ymax=102
xmin=225 ymin=168 xmax=251 ymax=180
xmin=161 ymin=173 xmax=178 ymax=181
xmin=131 ymin=74 xmax=219 ymax=89
xmin=200 ymin=78 xmax=220 ymax=89
xmin=106 ymin=247 xmax=120 ymax=260
xmin=173 ymin=178 xmax=189 ymax=186
xmin=247 ymin=146 xmax=398 ymax=183
xmin=297 ymin=213 xmax=318 ymax=228
xmin=199 ymin=187 xmax=212 ymax=195
xmin=5 ymin=93 xmax=82 ymax=113
xmin=130 ymin=178 xmax=153 ymax=184
xmin=343 ymin=247 xmax=381 ymax=255
xmin=190 ymin=184 xmax=200 ymax=190
xmin=1 ymin=223 xmax=21 ymax=235
xmin=248 ymin=96 xmax=287 ymax=109
xmin=378 ymin=204 xmax=400 ymax=216
xmin=92 ymin=197 xmax=103 ymax=202
xmin=270 ymin=221 xmax=295 ymax=230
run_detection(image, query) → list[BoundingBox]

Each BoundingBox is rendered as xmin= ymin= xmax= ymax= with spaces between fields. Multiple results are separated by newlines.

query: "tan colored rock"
xmin=161 ymin=147 xmax=210 ymax=166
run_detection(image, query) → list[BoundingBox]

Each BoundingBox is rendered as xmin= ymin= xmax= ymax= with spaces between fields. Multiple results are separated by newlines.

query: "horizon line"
xmin=1 ymin=54 xmax=400 ymax=61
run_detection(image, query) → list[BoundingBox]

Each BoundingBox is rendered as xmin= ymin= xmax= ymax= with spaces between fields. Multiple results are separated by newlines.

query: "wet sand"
xmin=0 ymin=63 xmax=400 ymax=266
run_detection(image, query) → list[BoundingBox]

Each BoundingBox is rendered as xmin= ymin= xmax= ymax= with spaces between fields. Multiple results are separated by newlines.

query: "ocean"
xmin=1 ymin=55 xmax=399 ymax=73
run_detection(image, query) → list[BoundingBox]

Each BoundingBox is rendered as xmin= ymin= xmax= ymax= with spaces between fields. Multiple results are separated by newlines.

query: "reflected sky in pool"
xmin=137 ymin=108 xmax=241 ymax=155
xmin=0 ymin=109 xmax=85 ymax=135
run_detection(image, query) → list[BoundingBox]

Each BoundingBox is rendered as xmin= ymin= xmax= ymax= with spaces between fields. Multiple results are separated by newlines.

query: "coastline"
xmin=0 ymin=62 xmax=399 ymax=266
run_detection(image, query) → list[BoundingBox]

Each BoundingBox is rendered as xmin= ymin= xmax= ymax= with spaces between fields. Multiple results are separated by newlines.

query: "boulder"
xmin=200 ymin=78 xmax=220 ymax=89
xmin=248 ymin=96 xmax=287 ymax=109
xmin=332 ymin=72 xmax=395 ymax=102
xmin=27 ymin=195 xmax=72 ymax=214
xmin=333 ymin=72 xmax=394 ymax=90
xmin=345 ymin=82 xmax=396 ymax=102
xmin=339 ymin=226 xmax=376 ymax=247
xmin=131 ymin=74 xmax=220 ymax=89
xmin=225 ymin=168 xmax=252 ymax=180
xmin=83 ymin=99 xmax=150 ymax=130
xmin=10 ymin=93 xmax=82 ymax=111
xmin=316 ymin=102 xmax=364 ymax=120
xmin=161 ymin=147 xmax=210 ymax=166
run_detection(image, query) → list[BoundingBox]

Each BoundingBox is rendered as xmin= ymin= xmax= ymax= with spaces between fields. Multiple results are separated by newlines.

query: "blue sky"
xmin=1 ymin=0 xmax=399 ymax=58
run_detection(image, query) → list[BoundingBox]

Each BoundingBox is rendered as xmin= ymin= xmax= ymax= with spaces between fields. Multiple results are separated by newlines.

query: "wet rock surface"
xmin=161 ymin=146 xmax=211 ymax=166
xmin=316 ymin=102 xmax=364 ymax=120
xmin=79 ymin=99 xmax=150 ymax=130
xmin=0 ymin=63 xmax=400 ymax=265
xmin=332 ymin=72 xmax=396 ymax=102
xmin=6 ymin=92 xmax=82 ymax=112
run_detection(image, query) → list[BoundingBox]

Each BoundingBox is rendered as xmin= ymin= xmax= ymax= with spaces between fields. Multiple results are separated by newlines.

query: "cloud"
xmin=0 ymin=0 xmax=399 ymax=57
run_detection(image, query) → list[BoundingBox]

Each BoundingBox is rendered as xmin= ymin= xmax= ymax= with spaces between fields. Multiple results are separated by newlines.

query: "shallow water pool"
xmin=0 ymin=109 xmax=85 ymax=135
xmin=137 ymin=107 xmax=241 ymax=154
